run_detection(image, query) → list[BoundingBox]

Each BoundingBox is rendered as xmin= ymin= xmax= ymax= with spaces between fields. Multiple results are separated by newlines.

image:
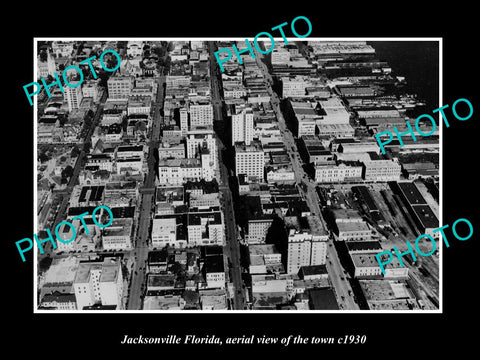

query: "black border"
xmin=7 ymin=4 xmax=478 ymax=355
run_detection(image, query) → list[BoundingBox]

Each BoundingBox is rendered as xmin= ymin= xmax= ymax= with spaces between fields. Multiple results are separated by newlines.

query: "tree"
xmin=70 ymin=145 xmax=80 ymax=158
xmin=39 ymin=50 xmax=48 ymax=62
xmin=61 ymin=165 xmax=74 ymax=179
xmin=39 ymin=152 xmax=50 ymax=163
xmin=39 ymin=256 xmax=53 ymax=272
xmin=83 ymin=141 xmax=92 ymax=153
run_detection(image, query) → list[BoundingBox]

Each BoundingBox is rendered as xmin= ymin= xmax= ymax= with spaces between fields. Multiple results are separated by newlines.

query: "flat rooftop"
xmin=411 ymin=204 xmax=439 ymax=228
xmin=346 ymin=241 xmax=382 ymax=252
xmin=396 ymin=181 xmax=427 ymax=205
xmin=249 ymin=244 xmax=279 ymax=256
xmin=337 ymin=221 xmax=370 ymax=233
xmin=352 ymin=252 xmax=402 ymax=269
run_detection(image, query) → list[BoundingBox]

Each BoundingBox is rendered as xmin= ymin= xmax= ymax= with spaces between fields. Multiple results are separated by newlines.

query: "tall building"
xmin=107 ymin=75 xmax=134 ymax=100
xmin=37 ymin=51 xmax=57 ymax=78
xmin=73 ymin=258 xmax=123 ymax=310
xmin=231 ymin=106 xmax=254 ymax=146
xmin=234 ymin=140 xmax=264 ymax=181
xmin=186 ymin=127 xmax=217 ymax=169
xmin=282 ymin=76 xmax=308 ymax=98
xmin=64 ymin=81 xmax=83 ymax=112
xmin=362 ymin=159 xmax=401 ymax=182
xmin=189 ymin=102 xmax=214 ymax=127
xmin=180 ymin=107 xmax=189 ymax=135
xmin=286 ymin=216 xmax=328 ymax=275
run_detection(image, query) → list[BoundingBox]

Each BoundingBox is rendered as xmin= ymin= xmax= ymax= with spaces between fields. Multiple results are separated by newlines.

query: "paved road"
xmin=217 ymin=138 xmax=245 ymax=310
xmin=253 ymin=50 xmax=359 ymax=310
xmin=208 ymin=41 xmax=245 ymax=309
xmin=38 ymin=92 xmax=106 ymax=260
xmin=127 ymin=73 xmax=165 ymax=310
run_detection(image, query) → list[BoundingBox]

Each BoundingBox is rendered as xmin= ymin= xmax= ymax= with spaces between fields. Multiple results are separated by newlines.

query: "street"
xmin=208 ymin=41 xmax=245 ymax=309
xmin=253 ymin=49 xmax=359 ymax=310
xmin=127 ymin=73 xmax=165 ymax=310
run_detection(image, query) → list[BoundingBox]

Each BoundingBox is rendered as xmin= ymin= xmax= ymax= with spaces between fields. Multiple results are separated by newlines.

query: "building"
xmin=127 ymin=95 xmax=152 ymax=115
xmin=189 ymin=192 xmax=220 ymax=208
xmin=282 ymin=76 xmax=308 ymax=98
xmin=315 ymin=162 xmax=363 ymax=183
xmin=249 ymin=244 xmax=283 ymax=274
xmin=52 ymin=41 xmax=74 ymax=57
xmin=180 ymin=107 xmax=189 ymax=135
xmin=247 ymin=217 xmax=274 ymax=244
xmin=271 ymin=47 xmax=291 ymax=65
xmin=336 ymin=221 xmax=373 ymax=241
xmin=189 ymin=102 xmax=213 ymax=127
xmin=203 ymin=254 xmax=225 ymax=289
xmin=152 ymin=217 xmax=183 ymax=248
xmin=158 ymin=158 xmax=211 ymax=185
xmin=64 ymin=81 xmax=83 ymax=112
xmin=73 ymin=258 xmax=123 ymax=310
xmin=351 ymin=252 xmax=409 ymax=279
xmin=158 ymin=142 xmax=186 ymax=160
xmin=186 ymin=127 xmax=217 ymax=169
xmin=187 ymin=210 xmax=224 ymax=246
xmin=286 ymin=216 xmax=329 ymax=274
xmin=81 ymin=80 xmax=100 ymax=103
xmin=102 ymin=218 xmax=133 ymax=250
xmin=234 ymin=140 xmax=264 ymax=181
xmin=363 ymin=159 xmax=402 ymax=182
xmin=37 ymin=51 xmax=57 ymax=78
xmin=107 ymin=75 xmax=134 ymax=100
xmin=231 ymin=106 xmax=254 ymax=146
xmin=40 ymin=292 xmax=77 ymax=310
xmin=391 ymin=181 xmax=439 ymax=238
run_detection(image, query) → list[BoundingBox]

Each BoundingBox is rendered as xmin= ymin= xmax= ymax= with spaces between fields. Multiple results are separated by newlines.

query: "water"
xmin=368 ymin=41 xmax=440 ymax=114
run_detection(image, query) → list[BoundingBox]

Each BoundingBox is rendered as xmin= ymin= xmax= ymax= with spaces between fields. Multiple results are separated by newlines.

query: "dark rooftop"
xmin=308 ymin=288 xmax=339 ymax=310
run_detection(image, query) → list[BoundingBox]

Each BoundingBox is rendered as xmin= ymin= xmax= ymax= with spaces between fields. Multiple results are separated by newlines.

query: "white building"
xmin=180 ymin=107 xmax=189 ymax=135
xmin=127 ymin=41 xmax=143 ymax=58
xmin=315 ymin=163 xmax=363 ymax=183
xmin=152 ymin=217 xmax=184 ymax=248
xmin=282 ymin=76 xmax=308 ymax=98
xmin=235 ymin=141 xmax=264 ymax=181
xmin=102 ymin=218 xmax=133 ymax=250
xmin=52 ymin=41 xmax=74 ymax=57
xmin=107 ymin=75 xmax=134 ymax=100
xmin=337 ymin=221 xmax=373 ymax=241
xmin=363 ymin=159 xmax=402 ymax=182
xmin=271 ymin=47 xmax=291 ymax=65
xmin=189 ymin=102 xmax=213 ymax=127
xmin=116 ymin=157 xmax=143 ymax=175
xmin=286 ymin=218 xmax=329 ymax=275
xmin=187 ymin=211 xmax=224 ymax=246
xmin=127 ymin=95 xmax=152 ymax=115
xmin=231 ymin=106 xmax=254 ymax=146
xmin=64 ymin=82 xmax=83 ymax=112
xmin=247 ymin=217 xmax=273 ymax=244
xmin=73 ymin=258 xmax=123 ymax=310
xmin=81 ymin=80 xmax=101 ymax=103
xmin=186 ymin=127 xmax=217 ymax=169
xmin=158 ymin=158 xmax=205 ymax=185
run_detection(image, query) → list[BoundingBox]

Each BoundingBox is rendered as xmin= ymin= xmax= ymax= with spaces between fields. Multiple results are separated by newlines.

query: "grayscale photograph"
xmin=33 ymin=38 xmax=440 ymax=312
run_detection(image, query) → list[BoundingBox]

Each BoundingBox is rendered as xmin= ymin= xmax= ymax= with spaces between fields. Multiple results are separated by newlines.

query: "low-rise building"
xmin=102 ymin=218 xmax=133 ymax=250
